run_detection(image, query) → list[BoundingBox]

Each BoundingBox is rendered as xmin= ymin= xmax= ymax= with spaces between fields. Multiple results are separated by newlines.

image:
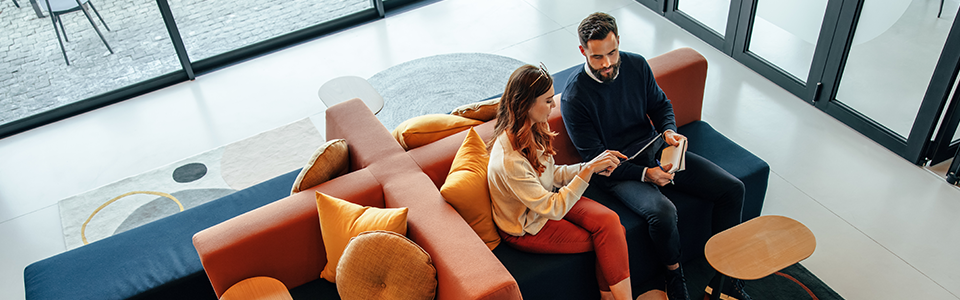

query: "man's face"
xmin=580 ymin=32 xmax=621 ymax=83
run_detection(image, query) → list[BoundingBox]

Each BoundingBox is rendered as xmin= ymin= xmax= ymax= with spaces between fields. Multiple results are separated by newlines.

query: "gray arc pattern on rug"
xmin=114 ymin=188 xmax=236 ymax=234
xmin=368 ymin=53 xmax=527 ymax=130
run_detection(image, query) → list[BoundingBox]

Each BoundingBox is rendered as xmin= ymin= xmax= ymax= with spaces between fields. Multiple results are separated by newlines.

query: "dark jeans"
xmin=596 ymin=151 xmax=745 ymax=265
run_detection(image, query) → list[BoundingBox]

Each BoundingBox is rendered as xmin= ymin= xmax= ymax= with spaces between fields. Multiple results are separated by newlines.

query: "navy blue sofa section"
xmin=490 ymin=65 xmax=770 ymax=299
xmin=23 ymin=169 xmax=302 ymax=300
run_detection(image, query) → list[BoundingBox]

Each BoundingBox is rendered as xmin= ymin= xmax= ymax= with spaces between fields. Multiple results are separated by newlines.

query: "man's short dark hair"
xmin=578 ymin=12 xmax=618 ymax=49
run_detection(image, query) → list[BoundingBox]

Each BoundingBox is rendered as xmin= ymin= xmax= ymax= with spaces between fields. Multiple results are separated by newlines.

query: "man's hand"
xmin=663 ymin=130 xmax=686 ymax=147
xmin=644 ymin=163 xmax=675 ymax=186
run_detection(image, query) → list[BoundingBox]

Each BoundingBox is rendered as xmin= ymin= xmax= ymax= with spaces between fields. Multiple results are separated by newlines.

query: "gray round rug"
xmin=368 ymin=53 xmax=527 ymax=130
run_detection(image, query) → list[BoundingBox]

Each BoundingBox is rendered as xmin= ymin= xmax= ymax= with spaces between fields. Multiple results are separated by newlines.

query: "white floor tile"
xmin=493 ymin=28 xmax=583 ymax=72
xmin=762 ymin=172 xmax=957 ymax=300
xmin=521 ymin=0 xmax=634 ymax=28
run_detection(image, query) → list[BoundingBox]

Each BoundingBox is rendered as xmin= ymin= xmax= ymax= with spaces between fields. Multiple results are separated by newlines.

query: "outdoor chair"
xmin=40 ymin=0 xmax=113 ymax=65
xmin=939 ymin=0 xmax=946 ymax=18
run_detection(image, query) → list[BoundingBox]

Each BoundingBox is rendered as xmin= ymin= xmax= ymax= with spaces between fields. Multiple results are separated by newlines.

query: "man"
xmin=560 ymin=12 xmax=749 ymax=300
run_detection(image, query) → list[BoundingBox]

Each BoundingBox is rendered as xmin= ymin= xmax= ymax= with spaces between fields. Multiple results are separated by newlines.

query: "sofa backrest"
xmin=550 ymin=47 xmax=707 ymax=165
xmin=414 ymin=47 xmax=709 ymax=170
xmin=647 ymin=47 xmax=707 ymax=128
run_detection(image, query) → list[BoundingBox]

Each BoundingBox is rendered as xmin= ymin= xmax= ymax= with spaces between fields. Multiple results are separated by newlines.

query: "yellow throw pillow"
xmin=392 ymin=114 xmax=483 ymax=150
xmin=317 ymin=192 xmax=408 ymax=283
xmin=291 ymin=139 xmax=350 ymax=195
xmin=439 ymin=128 xmax=500 ymax=250
xmin=451 ymin=97 xmax=500 ymax=122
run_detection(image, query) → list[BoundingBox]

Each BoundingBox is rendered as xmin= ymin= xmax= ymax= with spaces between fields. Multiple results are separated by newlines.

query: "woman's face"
xmin=528 ymin=85 xmax=556 ymax=124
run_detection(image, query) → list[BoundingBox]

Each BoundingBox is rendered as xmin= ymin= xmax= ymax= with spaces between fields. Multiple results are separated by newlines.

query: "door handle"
xmin=812 ymin=82 xmax=823 ymax=103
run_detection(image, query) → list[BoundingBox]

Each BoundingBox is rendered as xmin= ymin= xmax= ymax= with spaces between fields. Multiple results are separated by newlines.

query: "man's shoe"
xmin=721 ymin=278 xmax=752 ymax=300
xmin=665 ymin=265 xmax=690 ymax=300
xmin=704 ymin=276 xmax=752 ymax=300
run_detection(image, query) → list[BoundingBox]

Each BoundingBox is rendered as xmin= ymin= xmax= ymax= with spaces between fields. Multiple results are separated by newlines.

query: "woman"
xmin=487 ymin=64 xmax=633 ymax=300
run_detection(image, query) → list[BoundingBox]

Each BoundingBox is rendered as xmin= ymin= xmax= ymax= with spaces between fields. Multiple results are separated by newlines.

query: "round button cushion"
xmin=336 ymin=231 xmax=437 ymax=300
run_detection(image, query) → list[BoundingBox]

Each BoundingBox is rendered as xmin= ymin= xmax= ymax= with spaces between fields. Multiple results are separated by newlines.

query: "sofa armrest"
xmin=648 ymin=47 xmax=707 ymax=127
xmin=193 ymin=169 xmax=384 ymax=297
xmin=326 ymin=98 xmax=407 ymax=171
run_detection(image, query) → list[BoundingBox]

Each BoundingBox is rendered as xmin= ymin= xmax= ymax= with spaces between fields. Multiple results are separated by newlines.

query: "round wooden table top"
xmin=220 ymin=276 xmax=293 ymax=300
xmin=704 ymin=215 xmax=816 ymax=280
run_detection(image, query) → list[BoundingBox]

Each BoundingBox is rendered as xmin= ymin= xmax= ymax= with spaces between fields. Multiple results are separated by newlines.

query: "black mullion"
xmin=817 ymin=0 xmax=862 ymax=107
xmin=157 ymin=0 xmax=194 ymax=80
xmin=947 ymin=144 xmax=960 ymax=184
xmin=905 ymin=11 xmax=960 ymax=164
xmin=636 ymin=0 xmax=665 ymax=14
xmin=723 ymin=0 xmax=744 ymax=55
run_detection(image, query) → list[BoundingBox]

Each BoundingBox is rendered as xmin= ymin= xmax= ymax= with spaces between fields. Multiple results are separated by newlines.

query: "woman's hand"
xmin=578 ymin=150 xmax=627 ymax=181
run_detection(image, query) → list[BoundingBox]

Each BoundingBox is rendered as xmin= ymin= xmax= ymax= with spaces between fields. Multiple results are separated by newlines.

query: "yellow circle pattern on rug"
xmin=81 ymin=191 xmax=183 ymax=245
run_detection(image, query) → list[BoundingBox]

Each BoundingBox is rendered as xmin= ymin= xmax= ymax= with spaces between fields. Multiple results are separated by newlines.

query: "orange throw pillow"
xmin=316 ymin=192 xmax=408 ymax=282
xmin=291 ymin=139 xmax=349 ymax=194
xmin=392 ymin=114 xmax=483 ymax=150
xmin=439 ymin=127 xmax=500 ymax=250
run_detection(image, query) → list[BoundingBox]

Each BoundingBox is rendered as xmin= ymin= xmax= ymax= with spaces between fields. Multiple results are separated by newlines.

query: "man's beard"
xmin=589 ymin=59 xmax=621 ymax=83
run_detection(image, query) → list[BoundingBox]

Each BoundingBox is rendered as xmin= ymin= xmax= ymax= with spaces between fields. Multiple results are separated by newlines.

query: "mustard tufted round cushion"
xmin=336 ymin=231 xmax=437 ymax=300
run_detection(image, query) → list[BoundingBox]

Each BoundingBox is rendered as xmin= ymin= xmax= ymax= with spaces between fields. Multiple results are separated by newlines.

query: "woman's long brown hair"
xmin=491 ymin=65 xmax=558 ymax=175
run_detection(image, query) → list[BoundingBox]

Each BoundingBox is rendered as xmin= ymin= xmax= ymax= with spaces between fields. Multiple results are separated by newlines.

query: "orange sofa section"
xmin=194 ymin=99 xmax=521 ymax=300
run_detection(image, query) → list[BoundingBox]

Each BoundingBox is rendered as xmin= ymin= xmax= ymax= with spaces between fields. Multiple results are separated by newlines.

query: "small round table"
xmin=318 ymin=76 xmax=384 ymax=114
xmin=703 ymin=215 xmax=816 ymax=300
xmin=220 ymin=276 xmax=293 ymax=300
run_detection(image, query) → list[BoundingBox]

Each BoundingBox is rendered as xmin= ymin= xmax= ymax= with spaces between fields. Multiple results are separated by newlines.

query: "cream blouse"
xmin=487 ymin=133 xmax=588 ymax=236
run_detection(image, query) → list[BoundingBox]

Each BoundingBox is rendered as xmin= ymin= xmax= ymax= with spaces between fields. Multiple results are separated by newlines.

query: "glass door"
xmin=730 ymin=0 xmax=841 ymax=98
xmin=643 ymin=0 xmax=960 ymax=166
xmin=815 ymin=0 xmax=960 ymax=164
xmin=664 ymin=0 xmax=743 ymax=53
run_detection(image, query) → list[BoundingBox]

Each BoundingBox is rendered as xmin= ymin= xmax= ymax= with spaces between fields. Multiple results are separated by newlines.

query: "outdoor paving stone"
xmin=2 ymin=0 xmax=368 ymax=126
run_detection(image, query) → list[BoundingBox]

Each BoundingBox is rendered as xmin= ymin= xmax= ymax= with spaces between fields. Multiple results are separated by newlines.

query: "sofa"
xmin=195 ymin=47 xmax=769 ymax=299
xmin=22 ymin=47 xmax=767 ymax=300
xmin=406 ymin=47 xmax=770 ymax=297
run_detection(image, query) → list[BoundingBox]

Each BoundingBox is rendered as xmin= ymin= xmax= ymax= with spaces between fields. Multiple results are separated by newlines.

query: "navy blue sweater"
xmin=560 ymin=52 xmax=677 ymax=181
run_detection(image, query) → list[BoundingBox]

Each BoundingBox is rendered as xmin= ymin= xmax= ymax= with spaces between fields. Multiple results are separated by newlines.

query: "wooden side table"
xmin=703 ymin=215 xmax=816 ymax=300
xmin=220 ymin=276 xmax=293 ymax=300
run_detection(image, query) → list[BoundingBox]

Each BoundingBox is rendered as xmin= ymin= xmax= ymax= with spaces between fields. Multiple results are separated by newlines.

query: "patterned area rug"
xmin=684 ymin=256 xmax=845 ymax=300
xmin=58 ymin=118 xmax=325 ymax=249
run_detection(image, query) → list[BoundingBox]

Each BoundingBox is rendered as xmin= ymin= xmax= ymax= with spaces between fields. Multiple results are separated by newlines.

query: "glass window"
xmin=747 ymin=0 xmax=829 ymax=82
xmin=170 ymin=0 xmax=373 ymax=61
xmin=1 ymin=0 xmax=180 ymax=127
xmin=677 ymin=0 xmax=730 ymax=36
xmin=836 ymin=0 xmax=953 ymax=138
